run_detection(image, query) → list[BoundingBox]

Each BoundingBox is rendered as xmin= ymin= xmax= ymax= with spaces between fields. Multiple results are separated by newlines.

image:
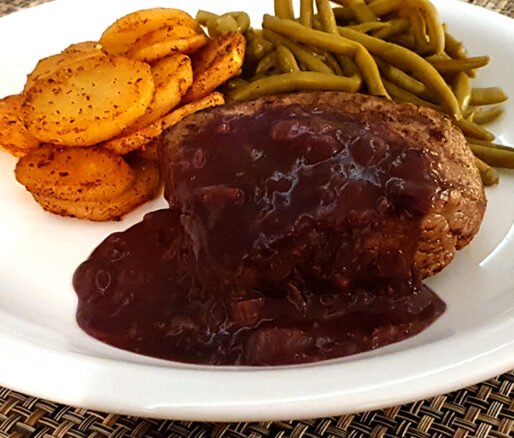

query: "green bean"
xmin=336 ymin=25 xmax=461 ymax=118
xmin=208 ymin=14 xmax=239 ymax=36
xmin=263 ymin=15 xmax=389 ymax=97
xmin=383 ymin=79 xmax=441 ymax=112
xmin=316 ymin=0 xmax=338 ymax=34
xmin=300 ymin=0 xmax=314 ymax=27
xmin=452 ymin=72 xmax=471 ymax=113
xmin=471 ymin=107 xmax=504 ymax=125
xmin=465 ymin=138 xmax=514 ymax=151
xmin=347 ymin=22 xmax=392 ymax=33
xmin=444 ymin=30 xmax=467 ymax=60
xmin=376 ymin=58 xmax=428 ymax=97
xmin=223 ymin=77 xmax=250 ymax=91
xmin=255 ymin=50 xmax=278 ymax=75
xmin=332 ymin=7 xmax=355 ymax=24
xmin=339 ymin=56 xmax=359 ymax=77
xmin=457 ymin=118 xmax=495 ymax=142
xmin=245 ymin=37 xmax=275 ymax=66
xmin=331 ymin=0 xmax=377 ymax=23
xmin=390 ymin=32 xmax=416 ymax=50
xmin=222 ymin=12 xmax=251 ymax=33
xmin=469 ymin=143 xmax=514 ymax=169
xmin=469 ymin=87 xmax=508 ymax=106
xmin=373 ymin=18 xmax=410 ymax=40
xmin=368 ymin=0 xmax=444 ymax=54
xmin=274 ymin=0 xmax=295 ymax=19
xmin=228 ymin=71 xmax=361 ymax=101
xmin=276 ymin=44 xmax=300 ymax=73
xmin=262 ymin=29 xmax=334 ymax=73
xmin=429 ymin=56 xmax=490 ymax=74
xmin=324 ymin=52 xmax=344 ymax=75
xmin=408 ymin=10 xmax=431 ymax=54
xmin=196 ymin=10 xmax=219 ymax=27
xmin=314 ymin=0 xmax=354 ymax=77
xmin=474 ymin=157 xmax=499 ymax=185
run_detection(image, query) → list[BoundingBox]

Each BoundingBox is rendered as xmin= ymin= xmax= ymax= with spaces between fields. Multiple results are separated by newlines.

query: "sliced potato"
xmin=129 ymin=53 xmax=193 ymax=130
xmin=15 ymin=144 xmax=134 ymax=201
xmin=23 ymin=55 xmax=154 ymax=146
xmin=0 ymin=94 xmax=41 ymax=157
xmin=103 ymin=91 xmax=225 ymax=155
xmin=127 ymin=26 xmax=208 ymax=62
xmin=24 ymin=41 xmax=106 ymax=92
xmin=182 ymin=32 xmax=246 ymax=102
xmin=32 ymin=157 xmax=161 ymax=221
xmin=100 ymin=8 xmax=199 ymax=56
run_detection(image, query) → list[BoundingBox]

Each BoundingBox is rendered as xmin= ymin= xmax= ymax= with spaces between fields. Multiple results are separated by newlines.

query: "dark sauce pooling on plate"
xmin=73 ymin=105 xmax=446 ymax=366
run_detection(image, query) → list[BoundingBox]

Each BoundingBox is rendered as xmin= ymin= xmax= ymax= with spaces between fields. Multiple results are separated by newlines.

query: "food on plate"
xmin=1 ymin=7 xmax=243 ymax=220
xmin=99 ymin=8 xmax=200 ymax=56
xmin=126 ymin=24 xmax=208 ymax=62
xmin=127 ymin=53 xmax=193 ymax=130
xmin=182 ymin=32 xmax=246 ymax=102
xmin=15 ymin=144 xmax=134 ymax=201
xmin=24 ymin=41 xmax=107 ymax=92
xmin=0 ymin=94 xmax=40 ymax=157
xmin=102 ymin=91 xmax=225 ymax=155
xmin=31 ymin=155 xmax=160 ymax=221
xmin=73 ymin=91 xmax=486 ymax=365
xmin=222 ymin=0 xmax=512 ymax=184
xmin=23 ymin=54 xmax=155 ymax=146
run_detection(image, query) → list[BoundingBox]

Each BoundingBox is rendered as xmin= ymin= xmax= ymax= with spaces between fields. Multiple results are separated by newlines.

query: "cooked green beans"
xmin=474 ymin=157 xmax=499 ymax=185
xmin=376 ymin=58 xmax=428 ymax=97
xmin=274 ymin=0 xmax=295 ymax=19
xmin=277 ymin=44 xmax=300 ymax=72
xmin=373 ymin=18 xmax=410 ymax=39
xmin=457 ymin=118 xmax=495 ymax=142
xmin=429 ymin=56 xmax=490 ymax=75
xmin=383 ymin=79 xmax=441 ymax=111
xmin=469 ymin=143 xmax=514 ymax=169
xmin=469 ymin=87 xmax=508 ymax=106
xmin=300 ymin=0 xmax=314 ymax=27
xmin=263 ymin=14 xmax=389 ymax=97
xmin=471 ymin=106 xmax=504 ymax=125
xmin=228 ymin=71 xmax=361 ymax=101
xmin=336 ymin=25 xmax=461 ymax=117
xmin=262 ymin=29 xmax=334 ymax=73
xmin=331 ymin=0 xmax=377 ymax=23
xmin=453 ymin=72 xmax=471 ymax=113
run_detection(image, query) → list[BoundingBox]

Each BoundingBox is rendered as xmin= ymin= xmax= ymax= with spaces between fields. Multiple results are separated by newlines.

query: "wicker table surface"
xmin=0 ymin=0 xmax=513 ymax=437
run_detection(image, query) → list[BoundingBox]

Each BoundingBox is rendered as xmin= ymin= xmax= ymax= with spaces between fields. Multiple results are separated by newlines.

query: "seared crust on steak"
xmin=160 ymin=92 xmax=486 ymax=278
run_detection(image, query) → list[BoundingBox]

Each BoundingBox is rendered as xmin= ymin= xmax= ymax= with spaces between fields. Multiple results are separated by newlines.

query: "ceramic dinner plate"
xmin=0 ymin=0 xmax=513 ymax=422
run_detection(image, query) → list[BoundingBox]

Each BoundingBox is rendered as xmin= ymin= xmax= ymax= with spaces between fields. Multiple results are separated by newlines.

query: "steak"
xmin=72 ymin=91 xmax=486 ymax=366
xmin=160 ymin=92 xmax=486 ymax=281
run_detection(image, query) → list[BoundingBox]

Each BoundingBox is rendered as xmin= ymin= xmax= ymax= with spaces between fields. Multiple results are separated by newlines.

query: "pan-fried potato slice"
xmin=100 ymin=8 xmax=199 ymax=56
xmin=0 ymin=94 xmax=41 ymax=157
xmin=24 ymin=41 xmax=106 ymax=92
xmin=15 ymin=144 xmax=134 ymax=201
xmin=103 ymin=91 xmax=225 ymax=155
xmin=32 ymin=157 xmax=161 ymax=221
xmin=127 ymin=26 xmax=208 ymax=62
xmin=130 ymin=53 xmax=193 ymax=130
xmin=182 ymin=32 xmax=246 ymax=102
xmin=24 ymin=55 xmax=154 ymax=146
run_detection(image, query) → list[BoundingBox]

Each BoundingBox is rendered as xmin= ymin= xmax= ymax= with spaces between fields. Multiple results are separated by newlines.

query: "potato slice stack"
xmin=1 ymin=7 xmax=246 ymax=221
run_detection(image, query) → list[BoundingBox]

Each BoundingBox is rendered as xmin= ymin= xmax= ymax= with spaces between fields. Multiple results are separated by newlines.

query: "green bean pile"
xmin=196 ymin=0 xmax=512 ymax=185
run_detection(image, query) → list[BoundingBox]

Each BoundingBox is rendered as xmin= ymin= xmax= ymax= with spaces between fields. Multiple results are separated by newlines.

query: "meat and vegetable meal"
xmin=1 ymin=0 xmax=513 ymax=365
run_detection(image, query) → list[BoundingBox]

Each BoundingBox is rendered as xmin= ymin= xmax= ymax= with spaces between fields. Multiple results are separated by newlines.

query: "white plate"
xmin=0 ymin=0 xmax=513 ymax=422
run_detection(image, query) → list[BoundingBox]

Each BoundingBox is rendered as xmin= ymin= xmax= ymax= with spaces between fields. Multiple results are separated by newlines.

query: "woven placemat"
xmin=0 ymin=0 xmax=513 ymax=436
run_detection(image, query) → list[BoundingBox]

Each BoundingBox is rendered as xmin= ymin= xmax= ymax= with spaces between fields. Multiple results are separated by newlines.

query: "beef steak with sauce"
xmin=73 ymin=91 xmax=486 ymax=366
xmin=160 ymin=92 xmax=486 ymax=282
